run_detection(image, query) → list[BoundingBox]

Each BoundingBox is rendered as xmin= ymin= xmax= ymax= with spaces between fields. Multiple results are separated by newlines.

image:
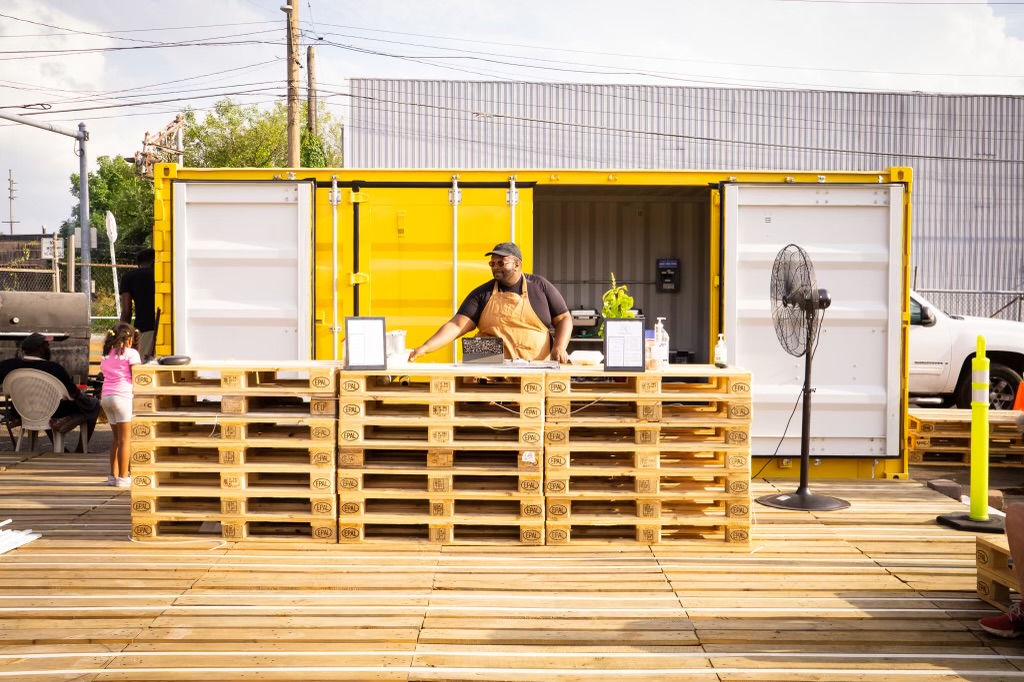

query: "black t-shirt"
xmin=0 ymin=357 xmax=80 ymax=398
xmin=120 ymin=266 xmax=155 ymax=332
xmin=457 ymin=274 xmax=569 ymax=329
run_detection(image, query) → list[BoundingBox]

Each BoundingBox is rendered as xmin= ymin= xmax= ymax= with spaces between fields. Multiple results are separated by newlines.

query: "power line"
xmin=311 ymin=21 xmax=1024 ymax=81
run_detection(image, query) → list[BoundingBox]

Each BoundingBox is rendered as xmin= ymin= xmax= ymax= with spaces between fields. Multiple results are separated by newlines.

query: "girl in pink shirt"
xmin=100 ymin=323 xmax=141 ymax=487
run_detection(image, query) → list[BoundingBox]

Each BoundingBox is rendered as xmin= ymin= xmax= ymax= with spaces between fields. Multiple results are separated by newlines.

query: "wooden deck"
xmin=2 ymin=449 xmax=1023 ymax=681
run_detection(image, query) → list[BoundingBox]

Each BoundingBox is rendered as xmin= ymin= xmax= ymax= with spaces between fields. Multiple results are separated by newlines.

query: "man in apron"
xmin=408 ymin=242 xmax=572 ymax=363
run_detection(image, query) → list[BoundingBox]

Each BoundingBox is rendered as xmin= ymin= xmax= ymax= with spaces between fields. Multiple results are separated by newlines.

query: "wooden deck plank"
xmin=5 ymin=451 xmax=1024 ymax=680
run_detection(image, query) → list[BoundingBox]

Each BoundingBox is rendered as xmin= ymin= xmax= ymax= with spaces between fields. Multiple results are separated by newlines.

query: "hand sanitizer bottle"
xmin=654 ymin=317 xmax=670 ymax=370
xmin=714 ymin=333 xmax=727 ymax=368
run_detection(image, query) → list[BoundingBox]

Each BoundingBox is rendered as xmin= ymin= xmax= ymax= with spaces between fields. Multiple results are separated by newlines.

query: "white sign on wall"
xmin=40 ymin=238 xmax=65 ymax=259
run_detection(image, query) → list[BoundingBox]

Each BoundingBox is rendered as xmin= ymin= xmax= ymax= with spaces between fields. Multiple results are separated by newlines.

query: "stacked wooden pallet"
xmin=542 ymin=367 xmax=752 ymax=544
xmin=976 ymin=535 xmax=1020 ymax=610
xmin=908 ymin=408 xmax=1024 ymax=466
xmin=129 ymin=362 xmax=339 ymax=541
xmin=336 ymin=368 xmax=546 ymax=544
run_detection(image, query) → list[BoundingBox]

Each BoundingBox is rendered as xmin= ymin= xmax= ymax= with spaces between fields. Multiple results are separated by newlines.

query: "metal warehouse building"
xmin=345 ymin=80 xmax=1024 ymax=319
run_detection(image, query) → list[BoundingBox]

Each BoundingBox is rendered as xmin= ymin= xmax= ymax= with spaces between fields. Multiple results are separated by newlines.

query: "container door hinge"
xmin=349 ymin=191 xmax=366 ymax=204
xmin=350 ymin=272 xmax=369 ymax=285
xmin=507 ymin=175 xmax=519 ymax=206
xmin=449 ymin=175 xmax=461 ymax=205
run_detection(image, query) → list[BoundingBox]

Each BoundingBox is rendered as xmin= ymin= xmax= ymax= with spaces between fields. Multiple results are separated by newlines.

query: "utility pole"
xmin=284 ymin=0 xmax=300 ymax=167
xmin=5 ymin=171 xmax=18 ymax=234
xmin=307 ymin=45 xmax=317 ymax=136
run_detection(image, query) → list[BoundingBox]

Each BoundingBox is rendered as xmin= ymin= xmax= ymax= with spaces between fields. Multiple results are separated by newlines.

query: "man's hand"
xmin=408 ymin=345 xmax=427 ymax=362
xmin=551 ymin=345 xmax=569 ymax=364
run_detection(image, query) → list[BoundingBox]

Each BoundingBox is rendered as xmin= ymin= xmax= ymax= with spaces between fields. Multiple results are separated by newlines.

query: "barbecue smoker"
xmin=0 ymin=292 xmax=91 ymax=385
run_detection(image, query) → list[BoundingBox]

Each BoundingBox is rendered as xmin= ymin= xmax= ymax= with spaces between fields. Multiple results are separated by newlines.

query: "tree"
xmin=182 ymin=98 xmax=342 ymax=168
xmin=60 ymin=155 xmax=154 ymax=252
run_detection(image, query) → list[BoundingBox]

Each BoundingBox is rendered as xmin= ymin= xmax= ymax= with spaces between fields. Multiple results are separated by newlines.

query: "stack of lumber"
xmin=542 ymin=367 xmax=752 ymax=544
xmin=976 ymin=534 xmax=1021 ymax=610
xmin=908 ymin=408 xmax=1024 ymax=466
xmin=336 ymin=368 xmax=546 ymax=544
xmin=129 ymin=362 xmax=338 ymax=541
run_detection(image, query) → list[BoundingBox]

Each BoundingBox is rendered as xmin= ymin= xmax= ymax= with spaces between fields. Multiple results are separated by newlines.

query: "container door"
xmin=172 ymin=181 xmax=313 ymax=361
xmin=335 ymin=186 xmax=529 ymax=363
xmin=722 ymin=183 xmax=905 ymax=458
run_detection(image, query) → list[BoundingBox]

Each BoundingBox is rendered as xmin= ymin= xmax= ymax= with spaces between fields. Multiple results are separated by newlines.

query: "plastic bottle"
xmin=714 ymin=333 xmax=727 ymax=368
xmin=654 ymin=317 xmax=670 ymax=370
xmin=644 ymin=329 xmax=658 ymax=370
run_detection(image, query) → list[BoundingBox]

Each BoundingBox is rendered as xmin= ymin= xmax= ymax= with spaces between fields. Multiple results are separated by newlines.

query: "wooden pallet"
xmin=341 ymin=395 xmax=544 ymax=421
xmin=910 ymin=408 xmax=1024 ymax=436
xmin=131 ymin=490 xmax=337 ymax=518
xmin=544 ymin=448 xmax=749 ymax=474
xmin=337 ymin=447 xmax=541 ymax=472
xmin=131 ymin=415 xmax=336 ymax=446
xmin=544 ymin=367 xmax=751 ymax=398
xmin=339 ymin=369 xmax=546 ymax=398
xmin=134 ymin=393 xmax=337 ymax=416
xmin=543 ymin=472 xmax=750 ymax=498
xmin=545 ymin=520 xmax=750 ymax=544
xmin=131 ymin=517 xmax=337 ymax=542
xmin=545 ymin=396 xmax=752 ymax=423
xmin=977 ymin=535 xmax=1021 ymax=611
xmin=133 ymin=361 xmax=337 ymax=393
xmin=131 ymin=444 xmax=336 ymax=468
xmin=131 ymin=465 xmax=336 ymax=493
xmin=337 ymin=470 xmax=542 ymax=496
xmin=544 ymin=496 xmax=751 ymax=522
xmin=544 ymin=423 xmax=749 ymax=449
xmin=909 ymin=450 xmax=1024 ymax=466
xmin=908 ymin=407 xmax=1024 ymax=466
xmin=338 ymin=495 xmax=544 ymax=519
xmin=338 ymin=422 xmax=543 ymax=447
xmin=338 ymin=520 xmax=544 ymax=544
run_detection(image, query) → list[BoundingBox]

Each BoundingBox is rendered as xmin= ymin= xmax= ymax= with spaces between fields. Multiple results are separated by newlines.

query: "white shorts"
xmin=101 ymin=395 xmax=133 ymax=424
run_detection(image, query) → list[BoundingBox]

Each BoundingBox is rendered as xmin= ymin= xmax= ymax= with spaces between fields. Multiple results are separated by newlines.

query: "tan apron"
xmin=477 ymin=276 xmax=552 ymax=361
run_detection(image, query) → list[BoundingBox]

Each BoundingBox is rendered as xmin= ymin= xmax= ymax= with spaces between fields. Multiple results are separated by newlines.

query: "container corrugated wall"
xmin=348 ymin=81 xmax=1024 ymax=316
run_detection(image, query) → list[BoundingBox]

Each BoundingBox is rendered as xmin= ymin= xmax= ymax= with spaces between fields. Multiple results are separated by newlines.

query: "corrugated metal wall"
xmin=533 ymin=186 xmax=711 ymax=359
xmin=348 ymin=81 xmax=1024 ymax=315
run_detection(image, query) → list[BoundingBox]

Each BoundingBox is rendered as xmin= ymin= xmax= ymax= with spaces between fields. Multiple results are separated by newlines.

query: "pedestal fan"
xmin=756 ymin=244 xmax=850 ymax=511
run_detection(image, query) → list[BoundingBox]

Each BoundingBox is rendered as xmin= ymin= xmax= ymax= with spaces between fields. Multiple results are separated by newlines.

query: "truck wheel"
xmin=956 ymin=362 xmax=1022 ymax=409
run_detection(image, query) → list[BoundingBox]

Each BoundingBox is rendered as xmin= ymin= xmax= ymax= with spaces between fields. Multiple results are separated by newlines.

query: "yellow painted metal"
xmin=888 ymin=166 xmax=914 ymax=479
xmin=152 ymin=163 xmax=912 ymax=479
xmin=970 ymin=335 xmax=990 ymax=521
xmin=151 ymin=163 xmax=176 ymax=359
xmin=708 ymin=187 xmax=722 ymax=354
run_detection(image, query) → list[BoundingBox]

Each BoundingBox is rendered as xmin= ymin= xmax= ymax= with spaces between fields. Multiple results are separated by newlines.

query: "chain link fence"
xmin=915 ymin=289 xmax=1024 ymax=322
xmin=0 ymin=235 xmax=143 ymax=332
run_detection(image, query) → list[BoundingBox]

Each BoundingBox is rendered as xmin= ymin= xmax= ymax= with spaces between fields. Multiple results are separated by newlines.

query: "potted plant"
xmin=600 ymin=272 xmax=634 ymax=336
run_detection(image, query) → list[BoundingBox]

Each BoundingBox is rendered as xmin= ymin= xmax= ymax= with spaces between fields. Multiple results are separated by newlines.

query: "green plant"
xmin=600 ymin=272 xmax=634 ymax=336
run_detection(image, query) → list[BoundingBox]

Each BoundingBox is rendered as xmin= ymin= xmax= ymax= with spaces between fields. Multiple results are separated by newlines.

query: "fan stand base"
xmin=757 ymin=489 xmax=851 ymax=511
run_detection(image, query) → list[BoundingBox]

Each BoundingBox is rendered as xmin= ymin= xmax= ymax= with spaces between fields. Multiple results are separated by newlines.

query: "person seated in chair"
xmin=0 ymin=332 xmax=99 ymax=452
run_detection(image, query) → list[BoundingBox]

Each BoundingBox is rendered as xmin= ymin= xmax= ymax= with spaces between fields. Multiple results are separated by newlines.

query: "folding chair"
xmin=2 ymin=368 xmax=89 ymax=454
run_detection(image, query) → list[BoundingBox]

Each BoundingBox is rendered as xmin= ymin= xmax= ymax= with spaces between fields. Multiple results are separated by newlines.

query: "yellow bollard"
xmin=936 ymin=335 xmax=1003 ymax=533
xmin=969 ymin=336 xmax=990 ymax=522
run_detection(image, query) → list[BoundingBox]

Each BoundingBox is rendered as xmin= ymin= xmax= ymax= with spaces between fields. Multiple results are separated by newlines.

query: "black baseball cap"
xmin=21 ymin=332 xmax=54 ymax=353
xmin=485 ymin=242 xmax=523 ymax=260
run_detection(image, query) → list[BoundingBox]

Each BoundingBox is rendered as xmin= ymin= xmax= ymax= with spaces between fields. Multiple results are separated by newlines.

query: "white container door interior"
xmin=172 ymin=181 xmax=313 ymax=361
xmin=723 ymin=183 xmax=904 ymax=458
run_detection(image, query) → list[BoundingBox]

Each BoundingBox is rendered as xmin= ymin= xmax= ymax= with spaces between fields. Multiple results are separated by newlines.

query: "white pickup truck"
xmin=909 ymin=290 xmax=1024 ymax=409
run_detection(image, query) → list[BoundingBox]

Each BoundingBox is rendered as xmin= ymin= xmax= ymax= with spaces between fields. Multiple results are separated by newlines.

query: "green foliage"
xmin=300 ymin=129 xmax=328 ymax=168
xmin=599 ymin=272 xmax=635 ymax=336
xmin=182 ymin=98 xmax=343 ymax=168
xmin=60 ymin=156 xmax=154 ymax=251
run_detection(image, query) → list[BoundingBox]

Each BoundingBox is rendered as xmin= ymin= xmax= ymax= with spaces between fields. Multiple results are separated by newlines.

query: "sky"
xmin=1 ymin=0 xmax=1023 ymax=236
